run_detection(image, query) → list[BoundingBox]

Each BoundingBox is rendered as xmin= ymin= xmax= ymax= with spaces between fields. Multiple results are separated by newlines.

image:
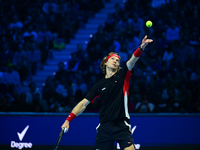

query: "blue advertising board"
xmin=0 ymin=113 xmax=200 ymax=149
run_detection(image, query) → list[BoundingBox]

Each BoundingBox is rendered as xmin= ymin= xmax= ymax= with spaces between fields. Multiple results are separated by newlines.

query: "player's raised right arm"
xmin=61 ymin=98 xmax=90 ymax=131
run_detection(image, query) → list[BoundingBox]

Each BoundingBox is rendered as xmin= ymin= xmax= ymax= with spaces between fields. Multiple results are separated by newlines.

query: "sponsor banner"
xmin=11 ymin=141 xmax=32 ymax=149
xmin=0 ymin=113 xmax=200 ymax=149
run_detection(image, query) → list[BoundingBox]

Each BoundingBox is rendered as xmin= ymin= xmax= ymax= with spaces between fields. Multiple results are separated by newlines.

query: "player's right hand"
xmin=61 ymin=120 xmax=69 ymax=133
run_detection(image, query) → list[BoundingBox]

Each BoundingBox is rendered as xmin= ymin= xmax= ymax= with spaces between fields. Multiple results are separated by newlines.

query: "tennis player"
xmin=62 ymin=35 xmax=153 ymax=150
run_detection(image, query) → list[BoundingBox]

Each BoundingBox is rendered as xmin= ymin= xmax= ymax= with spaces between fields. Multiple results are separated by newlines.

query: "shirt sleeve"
xmin=120 ymin=64 xmax=134 ymax=78
xmin=85 ymin=82 xmax=100 ymax=102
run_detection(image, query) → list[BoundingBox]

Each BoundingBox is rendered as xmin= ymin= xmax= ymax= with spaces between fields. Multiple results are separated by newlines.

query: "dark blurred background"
xmin=0 ymin=0 xmax=200 ymax=114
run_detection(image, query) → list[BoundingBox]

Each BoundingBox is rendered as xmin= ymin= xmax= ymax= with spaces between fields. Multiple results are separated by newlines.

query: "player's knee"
xmin=124 ymin=144 xmax=135 ymax=150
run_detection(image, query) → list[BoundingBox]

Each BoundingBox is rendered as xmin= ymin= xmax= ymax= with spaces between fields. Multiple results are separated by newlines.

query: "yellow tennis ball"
xmin=146 ymin=20 xmax=153 ymax=27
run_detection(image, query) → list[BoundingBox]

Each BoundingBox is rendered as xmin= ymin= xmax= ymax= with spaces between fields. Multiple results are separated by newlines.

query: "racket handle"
xmin=62 ymin=127 xmax=67 ymax=133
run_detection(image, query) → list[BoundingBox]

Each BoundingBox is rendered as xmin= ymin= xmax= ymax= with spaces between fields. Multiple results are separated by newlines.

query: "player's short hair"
xmin=100 ymin=52 xmax=121 ymax=74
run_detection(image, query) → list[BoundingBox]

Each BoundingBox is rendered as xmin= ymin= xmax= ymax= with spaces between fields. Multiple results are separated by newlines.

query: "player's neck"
xmin=105 ymin=68 xmax=117 ymax=78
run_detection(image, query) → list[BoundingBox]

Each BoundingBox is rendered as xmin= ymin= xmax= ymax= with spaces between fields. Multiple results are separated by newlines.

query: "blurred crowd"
xmin=0 ymin=0 xmax=200 ymax=113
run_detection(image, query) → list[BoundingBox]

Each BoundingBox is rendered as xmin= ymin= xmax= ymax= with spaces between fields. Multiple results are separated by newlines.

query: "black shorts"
xmin=94 ymin=120 xmax=134 ymax=150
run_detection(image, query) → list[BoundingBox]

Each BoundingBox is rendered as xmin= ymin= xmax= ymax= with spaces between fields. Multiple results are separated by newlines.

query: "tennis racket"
xmin=54 ymin=128 xmax=67 ymax=150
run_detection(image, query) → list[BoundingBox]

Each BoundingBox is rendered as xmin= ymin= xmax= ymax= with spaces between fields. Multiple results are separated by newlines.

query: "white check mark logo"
xmin=17 ymin=125 xmax=29 ymax=141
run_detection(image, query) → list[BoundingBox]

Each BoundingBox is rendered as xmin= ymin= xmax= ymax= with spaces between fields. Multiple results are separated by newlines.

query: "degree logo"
xmin=11 ymin=125 xmax=33 ymax=149
xmin=17 ymin=125 xmax=29 ymax=141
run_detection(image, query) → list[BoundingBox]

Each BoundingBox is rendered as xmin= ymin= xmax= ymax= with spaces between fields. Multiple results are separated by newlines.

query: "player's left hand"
xmin=140 ymin=35 xmax=153 ymax=50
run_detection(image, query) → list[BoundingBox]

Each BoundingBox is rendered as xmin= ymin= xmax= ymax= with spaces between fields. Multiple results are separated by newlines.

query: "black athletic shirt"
xmin=85 ymin=65 xmax=133 ymax=123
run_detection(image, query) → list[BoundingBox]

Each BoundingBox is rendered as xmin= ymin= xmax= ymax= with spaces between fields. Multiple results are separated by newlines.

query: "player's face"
xmin=105 ymin=56 xmax=120 ymax=69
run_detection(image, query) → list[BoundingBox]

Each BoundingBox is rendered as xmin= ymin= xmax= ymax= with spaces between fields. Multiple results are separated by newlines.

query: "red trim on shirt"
xmin=91 ymin=95 xmax=100 ymax=103
xmin=123 ymin=70 xmax=132 ymax=96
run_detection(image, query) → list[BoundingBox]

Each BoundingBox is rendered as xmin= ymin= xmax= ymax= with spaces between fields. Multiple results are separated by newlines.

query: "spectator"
xmin=42 ymin=0 xmax=59 ymax=14
xmin=72 ymin=75 xmax=87 ymax=95
xmin=0 ymin=42 xmax=13 ymax=67
xmin=23 ymin=15 xmax=33 ymax=29
xmin=64 ymin=96 xmax=77 ymax=112
xmin=162 ymin=42 xmax=174 ymax=68
xmin=190 ymin=67 xmax=200 ymax=83
xmin=37 ymin=24 xmax=52 ymax=44
xmin=129 ymin=84 xmax=141 ymax=113
xmin=104 ymin=13 xmax=116 ymax=33
xmin=13 ymin=43 xmax=30 ymax=85
xmin=127 ymin=35 xmax=140 ymax=56
xmin=44 ymin=75 xmax=54 ymax=88
xmin=118 ymin=43 xmax=128 ymax=66
xmin=26 ymin=42 xmax=41 ymax=75
xmin=9 ymin=15 xmax=23 ymax=29
xmin=91 ymin=0 xmax=104 ymax=14
xmin=0 ymin=95 xmax=10 ymax=112
xmin=123 ymin=22 xmax=134 ymax=40
xmin=189 ymin=30 xmax=200 ymax=49
xmin=47 ymin=15 xmax=60 ymax=33
xmin=142 ymin=65 xmax=158 ymax=87
xmin=12 ymin=33 xmax=25 ymax=50
xmin=83 ymin=65 xmax=98 ymax=84
xmin=23 ymin=25 xmax=38 ymax=41
xmin=87 ymin=75 xmax=97 ymax=93
xmin=132 ymin=12 xmax=144 ymax=36
xmin=125 ymin=0 xmax=140 ymax=13
xmin=87 ymin=34 xmax=98 ymax=52
xmin=26 ymin=82 xmax=42 ymax=105
xmin=184 ymin=49 xmax=198 ymax=73
xmin=52 ymin=33 xmax=65 ymax=50
xmin=32 ymin=93 xmax=48 ymax=112
xmin=78 ymin=53 xmax=93 ymax=78
xmin=161 ymin=82 xmax=180 ymax=101
xmin=37 ymin=13 xmax=46 ymax=25
xmin=175 ymin=40 xmax=195 ymax=64
xmin=135 ymin=94 xmax=155 ymax=113
xmin=66 ymin=53 xmax=80 ymax=73
xmin=101 ymin=34 xmax=113 ymax=53
xmin=3 ymin=63 xmax=21 ymax=95
xmin=75 ymin=43 xmax=85 ymax=60
xmin=54 ymin=62 xmax=70 ymax=84
xmin=55 ymin=76 xmax=69 ymax=101
xmin=166 ymin=20 xmax=180 ymax=42
xmin=155 ymin=98 xmax=169 ymax=113
xmin=152 ymin=55 xmax=162 ymax=72
xmin=187 ymin=10 xmax=200 ymax=30
xmin=11 ymin=27 xmax=23 ymax=50
xmin=64 ymin=86 xmax=74 ymax=105
xmin=67 ymin=6 xmax=81 ymax=33
xmin=40 ymin=35 xmax=54 ymax=65
xmin=50 ymin=100 xmax=60 ymax=112
xmin=177 ymin=10 xmax=189 ymax=31
xmin=165 ymin=87 xmax=180 ymax=112
xmin=169 ymin=100 xmax=183 ymax=113
xmin=0 ymin=66 xmax=7 ymax=95
xmin=157 ymin=31 xmax=169 ymax=52
xmin=181 ymin=89 xmax=195 ymax=113
xmin=112 ymin=3 xmax=124 ymax=23
xmin=18 ymin=93 xmax=33 ymax=112
xmin=117 ymin=12 xmax=132 ymax=32
xmin=42 ymin=80 xmax=60 ymax=106
xmin=192 ymin=86 xmax=200 ymax=113
xmin=113 ymin=32 xmax=121 ymax=52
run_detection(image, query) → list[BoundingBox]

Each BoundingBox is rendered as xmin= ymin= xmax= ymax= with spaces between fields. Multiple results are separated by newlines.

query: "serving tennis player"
xmin=61 ymin=35 xmax=153 ymax=150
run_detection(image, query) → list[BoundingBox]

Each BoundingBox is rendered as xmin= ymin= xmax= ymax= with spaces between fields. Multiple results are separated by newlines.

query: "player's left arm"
xmin=126 ymin=35 xmax=153 ymax=71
